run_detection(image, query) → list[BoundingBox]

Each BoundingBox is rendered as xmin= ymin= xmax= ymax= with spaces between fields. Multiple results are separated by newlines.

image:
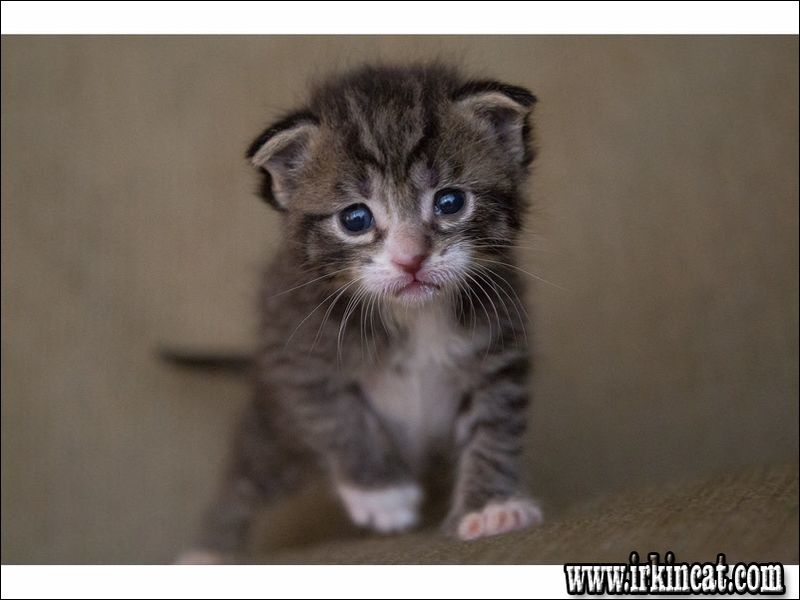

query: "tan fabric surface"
xmin=2 ymin=36 xmax=797 ymax=564
xmin=260 ymin=464 xmax=799 ymax=564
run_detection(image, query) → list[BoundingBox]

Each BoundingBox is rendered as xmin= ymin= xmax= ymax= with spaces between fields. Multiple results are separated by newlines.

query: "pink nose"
xmin=392 ymin=253 xmax=427 ymax=274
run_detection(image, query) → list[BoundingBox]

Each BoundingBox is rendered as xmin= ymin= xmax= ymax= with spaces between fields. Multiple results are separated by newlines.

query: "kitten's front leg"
xmin=301 ymin=381 xmax=423 ymax=534
xmin=446 ymin=350 xmax=543 ymax=540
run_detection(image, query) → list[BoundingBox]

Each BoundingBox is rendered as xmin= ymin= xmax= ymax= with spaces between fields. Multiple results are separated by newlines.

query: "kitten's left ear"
xmin=246 ymin=110 xmax=320 ymax=210
xmin=453 ymin=80 xmax=537 ymax=166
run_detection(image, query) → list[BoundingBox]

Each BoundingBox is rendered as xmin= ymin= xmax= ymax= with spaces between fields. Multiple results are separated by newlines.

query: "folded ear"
xmin=246 ymin=111 xmax=320 ymax=210
xmin=452 ymin=80 xmax=537 ymax=167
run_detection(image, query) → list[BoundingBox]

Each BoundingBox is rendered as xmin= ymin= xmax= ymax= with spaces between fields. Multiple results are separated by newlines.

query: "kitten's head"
xmin=248 ymin=64 xmax=536 ymax=306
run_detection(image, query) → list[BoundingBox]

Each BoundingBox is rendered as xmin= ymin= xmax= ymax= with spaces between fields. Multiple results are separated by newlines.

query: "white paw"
xmin=337 ymin=482 xmax=423 ymax=533
xmin=457 ymin=497 xmax=543 ymax=541
xmin=175 ymin=548 xmax=227 ymax=564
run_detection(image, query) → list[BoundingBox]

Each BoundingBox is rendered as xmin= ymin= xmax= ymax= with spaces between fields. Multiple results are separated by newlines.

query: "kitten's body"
xmin=363 ymin=303 xmax=469 ymax=468
xmin=183 ymin=64 xmax=542 ymax=562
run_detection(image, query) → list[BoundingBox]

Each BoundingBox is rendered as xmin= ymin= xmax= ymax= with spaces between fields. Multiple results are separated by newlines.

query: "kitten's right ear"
xmin=452 ymin=80 xmax=537 ymax=167
xmin=246 ymin=111 xmax=320 ymax=210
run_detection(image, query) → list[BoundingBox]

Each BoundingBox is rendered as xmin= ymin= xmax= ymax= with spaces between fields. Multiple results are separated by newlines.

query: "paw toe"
xmin=457 ymin=512 xmax=486 ymax=540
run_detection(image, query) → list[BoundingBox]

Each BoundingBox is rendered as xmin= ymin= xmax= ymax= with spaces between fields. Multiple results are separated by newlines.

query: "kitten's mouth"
xmin=395 ymin=280 xmax=440 ymax=300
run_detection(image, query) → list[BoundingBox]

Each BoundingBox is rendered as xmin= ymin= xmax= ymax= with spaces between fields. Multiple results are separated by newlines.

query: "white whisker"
xmin=267 ymin=267 xmax=352 ymax=299
xmin=285 ymin=278 xmax=357 ymax=349
xmin=473 ymin=257 xmax=568 ymax=291
xmin=469 ymin=266 xmax=515 ymax=348
xmin=311 ymin=277 xmax=363 ymax=353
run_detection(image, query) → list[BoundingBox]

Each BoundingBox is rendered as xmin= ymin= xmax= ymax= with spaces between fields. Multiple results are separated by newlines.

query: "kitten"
xmin=180 ymin=63 xmax=542 ymax=563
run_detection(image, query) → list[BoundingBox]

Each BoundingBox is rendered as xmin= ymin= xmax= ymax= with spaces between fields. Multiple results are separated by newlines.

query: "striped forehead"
xmin=333 ymin=90 xmax=440 ymax=175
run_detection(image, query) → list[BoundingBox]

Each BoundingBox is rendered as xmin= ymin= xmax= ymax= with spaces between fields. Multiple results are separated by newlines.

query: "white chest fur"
xmin=360 ymin=306 xmax=473 ymax=467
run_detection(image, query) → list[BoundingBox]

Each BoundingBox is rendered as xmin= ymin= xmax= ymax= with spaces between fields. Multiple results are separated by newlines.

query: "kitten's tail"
xmin=157 ymin=346 xmax=252 ymax=375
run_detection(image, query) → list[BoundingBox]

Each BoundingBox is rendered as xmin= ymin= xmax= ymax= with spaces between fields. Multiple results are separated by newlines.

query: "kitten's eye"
xmin=433 ymin=188 xmax=466 ymax=216
xmin=339 ymin=203 xmax=374 ymax=234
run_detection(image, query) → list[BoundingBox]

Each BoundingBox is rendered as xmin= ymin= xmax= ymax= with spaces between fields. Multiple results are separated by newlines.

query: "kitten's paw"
xmin=337 ymin=482 xmax=423 ymax=533
xmin=456 ymin=497 xmax=543 ymax=541
xmin=175 ymin=548 xmax=227 ymax=564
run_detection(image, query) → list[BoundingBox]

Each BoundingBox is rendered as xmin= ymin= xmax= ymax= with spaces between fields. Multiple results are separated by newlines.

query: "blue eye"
xmin=433 ymin=188 xmax=466 ymax=216
xmin=339 ymin=203 xmax=374 ymax=233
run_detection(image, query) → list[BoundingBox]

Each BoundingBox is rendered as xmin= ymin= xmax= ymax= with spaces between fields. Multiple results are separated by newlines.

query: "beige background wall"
xmin=1 ymin=36 xmax=797 ymax=564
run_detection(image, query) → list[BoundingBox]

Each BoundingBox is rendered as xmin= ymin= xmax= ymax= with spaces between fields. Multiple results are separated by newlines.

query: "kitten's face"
xmin=248 ymin=65 xmax=535 ymax=308
xmin=304 ymin=169 xmax=476 ymax=306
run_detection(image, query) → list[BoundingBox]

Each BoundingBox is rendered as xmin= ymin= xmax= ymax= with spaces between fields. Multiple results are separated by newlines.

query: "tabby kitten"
xmin=182 ymin=63 xmax=542 ymax=563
